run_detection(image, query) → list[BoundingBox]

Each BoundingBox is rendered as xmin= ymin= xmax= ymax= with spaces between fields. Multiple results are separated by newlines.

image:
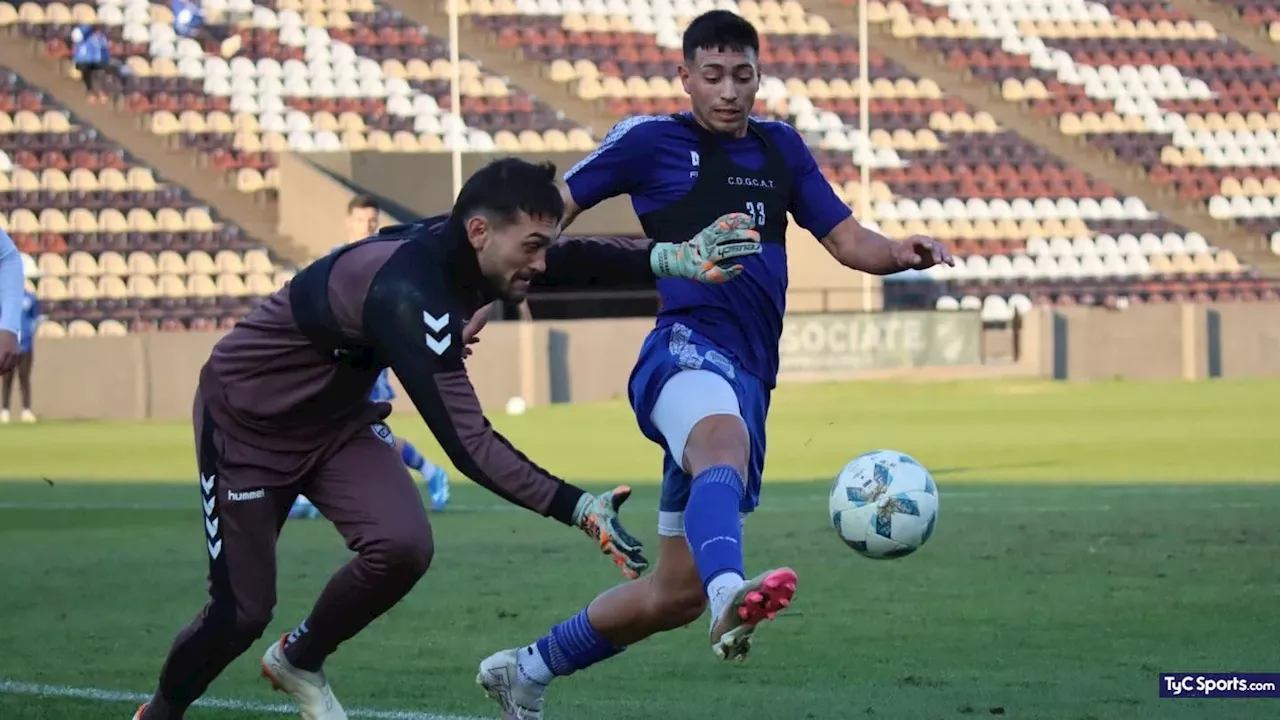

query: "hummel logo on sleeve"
xmin=424 ymin=311 xmax=452 ymax=355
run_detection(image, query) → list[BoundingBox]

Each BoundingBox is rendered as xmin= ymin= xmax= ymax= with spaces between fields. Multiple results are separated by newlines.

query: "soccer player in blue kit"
xmin=477 ymin=9 xmax=952 ymax=717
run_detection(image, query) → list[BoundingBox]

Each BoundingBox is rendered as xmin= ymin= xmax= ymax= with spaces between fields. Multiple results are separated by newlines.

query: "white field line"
xmin=0 ymin=679 xmax=488 ymax=720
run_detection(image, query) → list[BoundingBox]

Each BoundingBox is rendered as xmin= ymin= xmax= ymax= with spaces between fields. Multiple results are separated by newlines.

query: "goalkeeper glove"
xmin=573 ymin=486 xmax=649 ymax=579
xmin=649 ymin=212 xmax=761 ymax=284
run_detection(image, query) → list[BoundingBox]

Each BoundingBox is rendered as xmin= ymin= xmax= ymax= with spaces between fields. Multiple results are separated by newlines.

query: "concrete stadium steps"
xmin=1165 ymin=0 xmax=1280 ymax=68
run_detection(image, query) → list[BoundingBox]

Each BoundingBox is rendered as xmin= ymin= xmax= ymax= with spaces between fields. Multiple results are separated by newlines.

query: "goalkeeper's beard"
xmin=496 ymin=269 xmax=536 ymax=302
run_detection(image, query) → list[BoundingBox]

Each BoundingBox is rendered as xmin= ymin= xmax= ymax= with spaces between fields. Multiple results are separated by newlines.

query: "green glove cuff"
xmin=570 ymin=491 xmax=595 ymax=528
xmin=648 ymin=243 xmax=679 ymax=279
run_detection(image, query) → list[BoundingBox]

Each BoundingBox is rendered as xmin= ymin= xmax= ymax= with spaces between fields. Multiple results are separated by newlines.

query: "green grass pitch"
xmin=1 ymin=378 xmax=1278 ymax=719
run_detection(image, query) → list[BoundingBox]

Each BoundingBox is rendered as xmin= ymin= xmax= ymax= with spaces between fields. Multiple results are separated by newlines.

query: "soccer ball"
xmin=828 ymin=450 xmax=939 ymax=559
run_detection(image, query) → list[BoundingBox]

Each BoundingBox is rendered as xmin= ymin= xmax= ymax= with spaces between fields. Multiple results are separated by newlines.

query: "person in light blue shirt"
xmin=0 ymin=228 xmax=25 ymax=379
xmin=0 ymin=285 xmax=39 ymax=424
xmin=479 ymin=10 xmax=952 ymax=716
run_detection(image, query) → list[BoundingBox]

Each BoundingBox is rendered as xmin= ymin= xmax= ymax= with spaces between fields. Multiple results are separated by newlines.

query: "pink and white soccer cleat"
xmin=708 ymin=567 xmax=798 ymax=662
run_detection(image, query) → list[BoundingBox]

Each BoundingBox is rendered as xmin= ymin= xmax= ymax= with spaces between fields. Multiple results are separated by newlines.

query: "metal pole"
xmin=449 ymin=0 xmax=462 ymax=199
xmin=859 ymin=0 xmax=873 ymax=311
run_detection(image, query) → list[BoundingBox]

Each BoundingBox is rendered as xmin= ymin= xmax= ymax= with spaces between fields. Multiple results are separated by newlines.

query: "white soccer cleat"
xmin=20 ymin=409 xmax=35 ymax=423
xmin=709 ymin=567 xmax=798 ymax=662
xmin=0 ymin=409 xmax=9 ymax=424
xmin=260 ymin=637 xmax=348 ymax=720
xmin=477 ymin=649 xmax=545 ymax=719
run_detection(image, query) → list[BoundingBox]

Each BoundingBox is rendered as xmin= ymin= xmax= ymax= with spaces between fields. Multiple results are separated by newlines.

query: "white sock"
xmin=707 ymin=572 xmax=745 ymax=621
xmin=516 ymin=644 xmax=553 ymax=686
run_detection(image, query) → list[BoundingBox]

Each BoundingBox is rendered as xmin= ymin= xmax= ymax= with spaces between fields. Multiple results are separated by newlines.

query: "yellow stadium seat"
xmin=11 ymin=168 xmax=39 ymax=191
xmin=543 ymin=129 xmax=570 ymax=151
xmin=39 ymin=209 xmax=68 ymax=233
xmin=127 ymin=275 xmax=159 ymax=299
xmin=243 ymin=249 xmax=274 ymax=274
xmin=98 ymin=275 xmax=128 ymax=299
xmin=185 ymin=251 xmax=215 ymax=275
xmin=128 ymin=251 xmax=159 ymax=276
xmin=99 ymin=251 xmax=128 ymax=277
xmin=215 ymin=250 xmax=245 ymax=274
xmin=128 ymin=209 xmax=158 ymax=232
xmin=98 ymin=319 xmax=128 ymax=337
xmin=245 ymin=273 xmax=274 ymax=295
xmin=342 ymin=130 xmax=369 ymax=150
xmin=67 ymin=276 xmax=98 ymax=300
xmin=216 ymin=273 xmax=247 ymax=297
xmin=518 ymin=130 xmax=547 ymax=151
xmin=162 ymin=274 xmax=193 ymax=297
xmin=549 ymin=59 xmax=576 ymax=83
xmin=67 ymin=251 xmax=99 ymax=278
xmin=393 ymin=131 xmax=420 ymax=152
xmin=9 ymin=209 xmax=39 ymax=233
xmin=157 ymin=250 xmax=187 ymax=275
xmin=37 ymin=276 xmax=68 ymax=300
xmin=66 ymin=319 xmax=97 ymax=338
xmin=186 ymin=209 xmax=215 ymax=232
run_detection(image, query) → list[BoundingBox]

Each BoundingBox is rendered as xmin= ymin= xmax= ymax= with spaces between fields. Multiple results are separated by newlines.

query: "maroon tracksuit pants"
xmin=141 ymin=394 xmax=434 ymax=719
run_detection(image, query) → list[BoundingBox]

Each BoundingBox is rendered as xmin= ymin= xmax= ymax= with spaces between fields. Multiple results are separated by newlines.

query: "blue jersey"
xmin=370 ymin=368 xmax=396 ymax=403
xmin=565 ymin=113 xmax=850 ymax=386
xmin=18 ymin=290 xmax=39 ymax=353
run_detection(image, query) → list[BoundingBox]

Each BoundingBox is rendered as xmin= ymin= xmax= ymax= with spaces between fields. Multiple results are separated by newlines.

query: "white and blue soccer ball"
xmin=829 ymin=450 xmax=939 ymax=559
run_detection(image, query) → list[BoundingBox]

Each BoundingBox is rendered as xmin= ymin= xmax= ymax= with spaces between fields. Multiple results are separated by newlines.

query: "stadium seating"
xmin=4 ymin=0 xmax=592 ymax=195
xmin=5 ymin=0 xmax=1279 ymax=324
xmin=454 ymin=0 xmax=1279 ymax=318
xmin=861 ymin=0 xmax=1280 ymax=243
xmin=0 ymin=68 xmax=292 ymax=335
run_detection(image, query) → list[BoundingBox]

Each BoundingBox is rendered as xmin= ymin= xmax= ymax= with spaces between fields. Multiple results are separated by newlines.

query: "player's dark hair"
xmin=682 ymin=10 xmax=759 ymax=63
xmin=455 ymin=157 xmax=564 ymax=228
xmin=347 ymin=194 xmax=380 ymax=213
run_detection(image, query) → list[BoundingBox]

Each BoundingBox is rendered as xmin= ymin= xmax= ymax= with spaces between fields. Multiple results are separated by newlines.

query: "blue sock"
xmin=400 ymin=441 xmax=426 ymax=472
xmin=525 ymin=608 xmax=622 ymax=681
xmin=684 ymin=464 xmax=747 ymax=590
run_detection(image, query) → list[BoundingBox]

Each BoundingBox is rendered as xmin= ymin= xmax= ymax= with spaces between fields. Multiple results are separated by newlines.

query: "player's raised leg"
xmin=268 ymin=425 xmax=433 ymax=715
xmin=480 ymin=356 xmax=794 ymax=716
xmin=653 ymin=369 xmax=796 ymax=660
xmin=137 ymin=403 xmax=297 ymax=720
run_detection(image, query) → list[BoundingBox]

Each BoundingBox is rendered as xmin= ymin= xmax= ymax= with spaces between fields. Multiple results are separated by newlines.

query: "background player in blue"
xmin=478 ymin=10 xmax=952 ymax=717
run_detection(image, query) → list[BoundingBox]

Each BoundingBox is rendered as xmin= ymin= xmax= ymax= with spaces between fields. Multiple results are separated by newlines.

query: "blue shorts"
xmin=628 ymin=322 xmax=770 ymax=534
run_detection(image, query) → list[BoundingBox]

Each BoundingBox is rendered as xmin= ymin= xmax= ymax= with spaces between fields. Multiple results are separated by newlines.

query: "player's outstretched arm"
xmin=362 ymin=269 xmax=648 ymax=578
xmin=819 ymin=215 xmax=955 ymax=275
xmin=535 ymin=212 xmax=762 ymax=288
